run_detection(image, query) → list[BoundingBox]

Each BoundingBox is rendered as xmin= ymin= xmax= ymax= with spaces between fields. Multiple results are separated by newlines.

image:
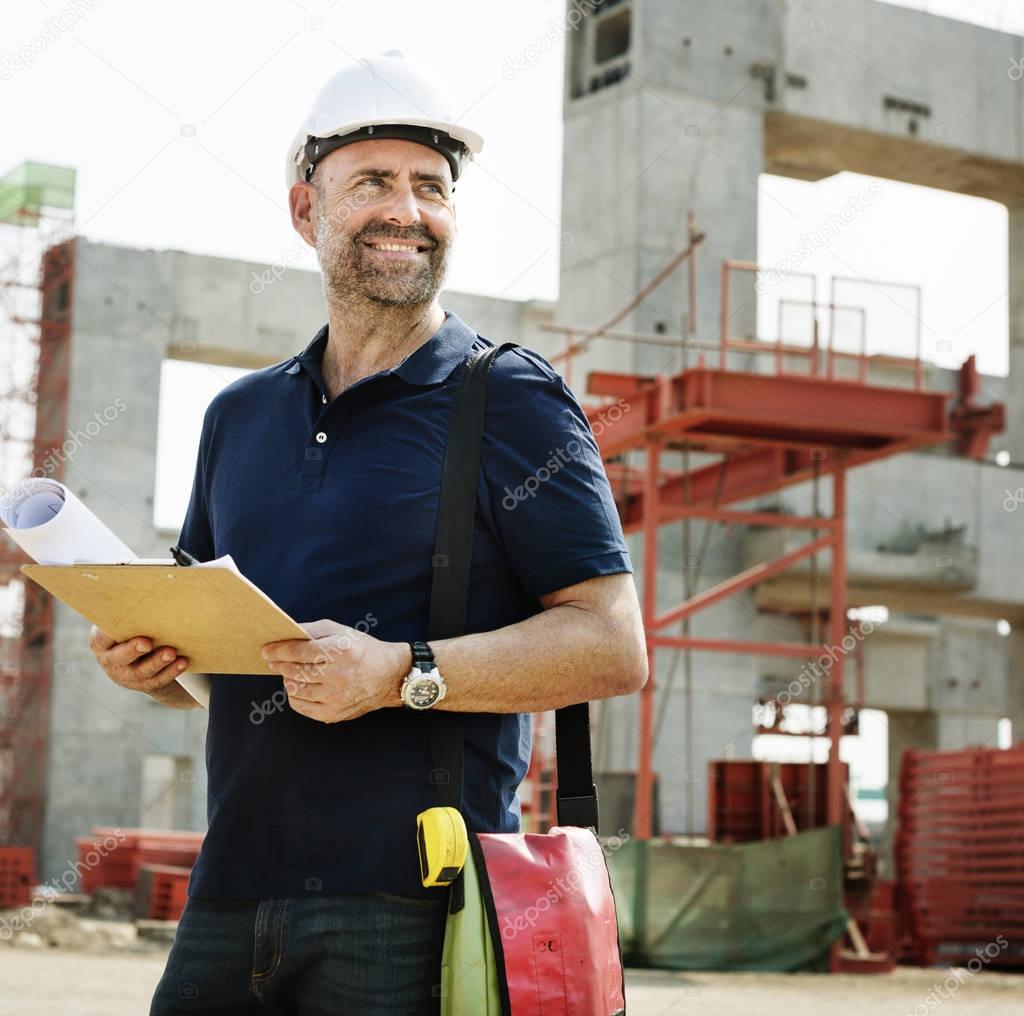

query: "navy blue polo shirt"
xmin=178 ymin=308 xmax=632 ymax=899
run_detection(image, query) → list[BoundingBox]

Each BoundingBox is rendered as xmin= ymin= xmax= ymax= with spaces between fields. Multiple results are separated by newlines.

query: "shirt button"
xmin=321 ymin=394 xmax=327 ymax=404
xmin=315 ymin=431 xmax=327 ymax=444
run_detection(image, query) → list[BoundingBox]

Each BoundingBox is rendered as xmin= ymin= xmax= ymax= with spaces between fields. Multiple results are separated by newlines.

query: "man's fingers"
xmin=139 ymin=656 xmax=190 ymax=690
xmin=89 ymin=625 xmax=117 ymax=654
xmin=263 ymin=638 xmax=323 ymax=664
xmin=280 ymin=661 xmax=328 ymax=684
xmin=283 ymin=673 xmax=324 ymax=699
xmin=100 ymin=636 xmax=154 ymax=669
xmin=299 ymin=619 xmax=337 ymax=639
xmin=263 ymin=630 xmax=354 ymax=665
xmin=130 ymin=646 xmax=184 ymax=682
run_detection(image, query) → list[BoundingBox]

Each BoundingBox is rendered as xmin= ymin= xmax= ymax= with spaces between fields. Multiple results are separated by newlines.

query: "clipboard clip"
xmin=169 ymin=544 xmax=200 ymax=567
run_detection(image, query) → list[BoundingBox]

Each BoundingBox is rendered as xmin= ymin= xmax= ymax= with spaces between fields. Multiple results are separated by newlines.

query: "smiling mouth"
xmin=363 ymin=240 xmax=432 ymax=253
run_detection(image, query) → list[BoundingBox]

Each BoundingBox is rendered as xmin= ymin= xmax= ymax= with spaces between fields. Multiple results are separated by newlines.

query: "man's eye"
xmin=361 ymin=177 xmax=384 ymax=187
xmin=424 ymin=184 xmax=444 ymax=195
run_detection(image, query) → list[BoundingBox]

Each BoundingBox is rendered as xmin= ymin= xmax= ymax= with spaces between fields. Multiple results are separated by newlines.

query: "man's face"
xmin=304 ymin=138 xmax=456 ymax=307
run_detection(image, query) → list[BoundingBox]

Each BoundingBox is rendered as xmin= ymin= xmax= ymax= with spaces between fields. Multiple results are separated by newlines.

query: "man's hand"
xmin=88 ymin=626 xmax=196 ymax=708
xmin=261 ymin=620 xmax=410 ymax=723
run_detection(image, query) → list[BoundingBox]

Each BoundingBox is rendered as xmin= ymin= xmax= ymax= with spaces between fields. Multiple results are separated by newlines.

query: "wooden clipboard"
xmin=22 ymin=562 xmax=310 ymax=675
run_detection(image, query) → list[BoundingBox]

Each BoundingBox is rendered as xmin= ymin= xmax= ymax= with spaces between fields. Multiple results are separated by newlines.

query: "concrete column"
xmin=1006 ymin=207 xmax=1024 ymax=462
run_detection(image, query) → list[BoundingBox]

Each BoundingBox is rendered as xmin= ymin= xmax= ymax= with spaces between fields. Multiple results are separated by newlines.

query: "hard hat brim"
xmin=287 ymin=117 xmax=483 ymax=190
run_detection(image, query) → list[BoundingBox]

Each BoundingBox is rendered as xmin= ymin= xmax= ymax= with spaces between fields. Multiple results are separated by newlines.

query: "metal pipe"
xmin=635 ymin=441 xmax=661 ymax=842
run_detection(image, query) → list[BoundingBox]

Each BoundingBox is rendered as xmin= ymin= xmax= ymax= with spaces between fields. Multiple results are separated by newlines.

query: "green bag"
xmin=438 ymin=844 xmax=503 ymax=1014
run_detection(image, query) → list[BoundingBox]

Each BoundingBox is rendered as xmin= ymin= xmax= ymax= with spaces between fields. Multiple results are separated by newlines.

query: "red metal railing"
xmin=719 ymin=260 xmax=925 ymax=388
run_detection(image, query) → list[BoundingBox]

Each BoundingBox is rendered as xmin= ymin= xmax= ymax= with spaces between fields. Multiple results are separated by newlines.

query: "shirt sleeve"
xmin=479 ymin=353 xmax=632 ymax=599
xmin=177 ymin=403 xmax=216 ymax=563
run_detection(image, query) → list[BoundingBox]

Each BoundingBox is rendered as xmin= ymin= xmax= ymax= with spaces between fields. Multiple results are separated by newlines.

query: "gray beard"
xmin=316 ymin=219 xmax=452 ymax=308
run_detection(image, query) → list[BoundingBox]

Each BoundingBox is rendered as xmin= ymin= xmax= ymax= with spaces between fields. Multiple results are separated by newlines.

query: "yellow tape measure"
xmin=416 ymin=806 xmax=468 ymax=887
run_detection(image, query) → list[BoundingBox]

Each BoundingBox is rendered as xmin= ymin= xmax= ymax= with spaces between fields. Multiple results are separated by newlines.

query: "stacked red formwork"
xmin=897 ymin=745 xmax=1024 ymax=967
xmin=0 ymin=846 xmax=36 ymax=908
xmin=132 ymin=834 xmax=204 ymax=882
xmin=75 ymin=828 xmax=203 ymax=894
xmin=135 ymin=863 xmax=191 ymax=921
xmin=708 ymin=759 xmax=850 ymax=850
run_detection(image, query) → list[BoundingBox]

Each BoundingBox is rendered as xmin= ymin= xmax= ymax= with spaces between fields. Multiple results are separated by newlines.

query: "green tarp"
xmin=608 ymin=827 xmax=848 ymax=971
xmin=0 ymin=162 xmax=75 ymax=226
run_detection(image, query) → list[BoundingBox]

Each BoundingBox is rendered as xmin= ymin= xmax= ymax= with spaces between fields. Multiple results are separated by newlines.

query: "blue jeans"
xmin=150 ymin=892 xmax=448 ymax=1015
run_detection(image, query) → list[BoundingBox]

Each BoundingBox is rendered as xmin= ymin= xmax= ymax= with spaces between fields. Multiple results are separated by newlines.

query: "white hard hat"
xmin=285 ymin=50 xmax=484 ymax=190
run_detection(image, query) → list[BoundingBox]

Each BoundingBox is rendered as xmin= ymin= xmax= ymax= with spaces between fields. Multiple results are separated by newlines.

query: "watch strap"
xmin=410 ymin=640 xmax=435 ymax=672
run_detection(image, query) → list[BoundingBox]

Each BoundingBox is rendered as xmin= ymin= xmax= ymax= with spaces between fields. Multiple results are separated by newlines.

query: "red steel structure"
xmin=524 ymin=235 xmax=1004 ymax=972
xmin=528 ymin=227 xmax=1003 ymax=860
xmin=0 ymin=234 xmax=75 ymax=854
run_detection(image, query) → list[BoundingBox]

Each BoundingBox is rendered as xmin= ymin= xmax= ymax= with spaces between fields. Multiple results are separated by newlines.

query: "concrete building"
xmin=556 ymin=0 xmax=1024 ymax=846
xmin=26 ymin=0 xmax=1024 ymax=880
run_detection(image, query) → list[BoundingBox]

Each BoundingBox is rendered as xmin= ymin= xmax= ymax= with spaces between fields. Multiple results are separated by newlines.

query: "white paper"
xmin=171 ymin=673 xmax=211 ymax=709
xmin=0 ymin=478 xmax=135 ymax=565
xmin=0 ymin=478 xmax=211 ymax=708
xmin=198 ymin=554 xmax=241 ymax=576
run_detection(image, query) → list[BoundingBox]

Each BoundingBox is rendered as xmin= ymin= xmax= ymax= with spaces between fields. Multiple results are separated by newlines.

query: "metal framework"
xmin=524 ymin=222 xmax=1003 ymax=853
xmin=0 ymin=213 xmax=75 ymax=850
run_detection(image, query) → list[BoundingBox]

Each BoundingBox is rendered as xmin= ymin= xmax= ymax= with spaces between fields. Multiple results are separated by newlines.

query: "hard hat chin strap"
xmin=304 ymin=124 xmax=467 ymax=184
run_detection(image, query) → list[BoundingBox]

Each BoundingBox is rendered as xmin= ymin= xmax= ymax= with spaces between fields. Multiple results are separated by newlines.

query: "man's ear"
xmin=289 ymin=181 xmax=317 ymax=248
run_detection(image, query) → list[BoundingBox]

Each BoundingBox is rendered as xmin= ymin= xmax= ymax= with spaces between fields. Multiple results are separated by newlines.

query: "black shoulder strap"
xmin=426 ymin=342 xmax=599 ymax=831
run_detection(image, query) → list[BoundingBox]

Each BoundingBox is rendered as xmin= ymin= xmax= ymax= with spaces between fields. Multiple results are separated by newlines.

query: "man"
xmin=89 ymin=51 xmax=646 ymax=1015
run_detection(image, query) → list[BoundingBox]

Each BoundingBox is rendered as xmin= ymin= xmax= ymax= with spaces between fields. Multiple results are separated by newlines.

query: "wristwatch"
xmin=400 ymin=641 xmax=447 ymax=710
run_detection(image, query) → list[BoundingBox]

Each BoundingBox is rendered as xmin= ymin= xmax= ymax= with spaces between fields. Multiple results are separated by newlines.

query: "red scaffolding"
xmin=0 ymin=215 xmax=75 ymax=853
xmin=525 ymin=225 xmax=1003 ymax=858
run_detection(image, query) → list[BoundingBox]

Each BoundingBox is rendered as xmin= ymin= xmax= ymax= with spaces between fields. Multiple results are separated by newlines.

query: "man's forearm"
xmin=264 ymin=575 xmax=646 ymax=722
xmin=424 ymin=590 xmax=646 ymax=713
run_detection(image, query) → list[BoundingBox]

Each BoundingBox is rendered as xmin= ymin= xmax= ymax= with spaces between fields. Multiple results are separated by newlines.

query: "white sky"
xmin=3 ymin=0 xmax=1019 ymax=525
xmin=3 ymin=0 xmax=1021 ymax=322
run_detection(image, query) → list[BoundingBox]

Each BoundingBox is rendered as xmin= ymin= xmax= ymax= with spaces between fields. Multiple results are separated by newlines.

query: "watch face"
xmin=408 ymin=675 xmax=441 ymax=708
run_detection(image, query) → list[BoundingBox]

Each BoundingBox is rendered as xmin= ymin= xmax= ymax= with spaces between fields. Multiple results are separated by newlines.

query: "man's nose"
xmin=381 ymin=183 xmax=422 ymax=226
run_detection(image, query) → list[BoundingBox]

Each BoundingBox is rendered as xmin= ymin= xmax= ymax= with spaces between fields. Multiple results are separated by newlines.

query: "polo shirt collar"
xmin=289 ymin=309 xmax=478 ymax=388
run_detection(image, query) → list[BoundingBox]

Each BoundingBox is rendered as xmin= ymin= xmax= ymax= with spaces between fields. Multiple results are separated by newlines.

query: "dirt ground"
xmin=1 ymin=949 xmax=1022 ymax=1016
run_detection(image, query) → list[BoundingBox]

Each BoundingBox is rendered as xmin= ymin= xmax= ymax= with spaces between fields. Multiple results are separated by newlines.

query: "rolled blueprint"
xmin=0 ymin=478 xmax=135 ymax=564
xmin=0 ymin=478 xmax=211 ymax=707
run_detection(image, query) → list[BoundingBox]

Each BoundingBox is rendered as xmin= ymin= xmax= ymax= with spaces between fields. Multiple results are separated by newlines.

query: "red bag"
xmin=474 ymin=827 xmax=626 ymax=1014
